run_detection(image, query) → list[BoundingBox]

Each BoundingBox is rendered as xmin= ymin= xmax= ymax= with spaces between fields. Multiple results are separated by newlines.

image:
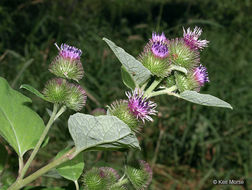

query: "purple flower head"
xmin=56 ymin=43 xmax=82 ymax=60
xmin=183 ymin=27 xmax=209 ymax=50
xmin=126 ymin=89 xmax=157 ymax=123
xmin=150 ymin=32 xmax=169 ymax=58
xmin=152 ymin=32 xmax=166 ymax=42
xmin=193 ymin=64 xmax=210 ymax=86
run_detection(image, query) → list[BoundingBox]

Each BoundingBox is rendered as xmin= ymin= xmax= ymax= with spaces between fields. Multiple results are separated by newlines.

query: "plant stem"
xmin=54 ymin=105 xmax=67 ymax=121
xmin=111 ymin=178 xmax=129 ymax=188
xmin=8 ymin=148 xmax=76 ymax=190
xmin=144 ymin=78 xmax=163 ymax=97
xmin=19 ymin=104 xmax=60 ymax=179
xmin=18 ymin=157 xmax=24 ymax=177
xmin=148 ymin=85 xmax=177 ymax=98
xmin=74 ymin=180 xmax=79 ymax=190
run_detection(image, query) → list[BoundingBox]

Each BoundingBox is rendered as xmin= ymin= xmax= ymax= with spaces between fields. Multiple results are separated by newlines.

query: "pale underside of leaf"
xmin=68 ymin=113 xmax=140 ymax=155
xmin=179 ymin=90 xmax=233 ymax=109
xmin=103 ymin=38 xmax=151 ymax=86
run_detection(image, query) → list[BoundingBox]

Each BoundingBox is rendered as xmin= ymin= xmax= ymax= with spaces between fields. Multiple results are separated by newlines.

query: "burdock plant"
xmin=0 ymin=26 xmax=232 ymax=190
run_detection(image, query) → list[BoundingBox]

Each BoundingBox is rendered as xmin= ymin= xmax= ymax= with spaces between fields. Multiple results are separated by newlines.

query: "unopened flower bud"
xmin=82 ymin=167 xmax=120 ymax=190
xmin=169 ymin=38 xmax=200 ymax=70
xmin=126 ymin=160 xmax=152 ymax=190
xmin=43 ymin=78 xmax=69 ymax=103
xmin=65 ymin=84 xmax=87 ymax=111
xmin=49 ymin=43 xmax=84 ymax=82
xmin=82 ymin=168 xmax=104 ymax=190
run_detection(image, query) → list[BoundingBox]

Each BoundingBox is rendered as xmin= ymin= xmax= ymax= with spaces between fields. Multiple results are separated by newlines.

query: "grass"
xmin=0 ymin=0 xmax=251 ymax=189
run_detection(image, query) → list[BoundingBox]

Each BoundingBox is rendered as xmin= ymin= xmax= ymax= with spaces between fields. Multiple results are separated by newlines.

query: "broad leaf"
xmin=56 ymin=148 xmax=84 ymax=181
xmin=103 ymin=38 xmax=151 ymax=86
xmin=0 ymin=77 xmax=45 ymax=156
xmin=68 ymin=113 xmax=140 ymax=155
xmin=180 ymin=90 xmax=233 ymax=109
xmin=121 ymin=66 xmax=136 ymax=90
xmin=20 ymin=84 xmax=47 ymax=101
xmin=43 ymin=169 xmax=62 ymax=179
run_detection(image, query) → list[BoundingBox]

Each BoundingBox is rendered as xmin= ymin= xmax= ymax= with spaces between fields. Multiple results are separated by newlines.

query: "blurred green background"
xmin=0 ymin=0 xmax=251 ymax=189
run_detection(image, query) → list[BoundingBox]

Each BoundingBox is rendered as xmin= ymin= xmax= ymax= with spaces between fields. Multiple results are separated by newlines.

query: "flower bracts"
xmin=43 ymin=43 xmax=87 ymax=111
xmin=139 ymin=26 xmax=210 ymax=92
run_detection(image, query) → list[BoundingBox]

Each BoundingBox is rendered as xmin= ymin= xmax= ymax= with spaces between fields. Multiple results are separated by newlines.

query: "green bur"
xmin=82 ymin=167 xmax=119 ymax=190
xmin=140 ymin=52 xmax=170 ymax=78
xmin=126 ymin=167 xmax=150 ymax=190
xmin=169 ymin=39 xmax=199 ymax=70
xmin=108 ymin=100 xmax=139 ymax=132
xmin=43 ymin=78 xmax=69 ymax=103
xmin=175 ymin=71 xmax=199 ymax=92
xmin=49 ymin=56 xmax=84 ymax=82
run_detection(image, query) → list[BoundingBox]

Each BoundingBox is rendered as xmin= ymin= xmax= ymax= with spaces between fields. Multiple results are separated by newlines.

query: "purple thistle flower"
xmin=183 ymin=26 xmax=209 ymax=50
xmin=193 ymin=64 xmax=210 ymax=86
xmin=150 ymin=32 xmax=169 ymax=58
xmin=55 ymin=43 xmax=82 ymax=60
xmin=152 ymin=32 xmax=166 ymax=42
xmin=126 ymin=89 xmax=157 ymax=123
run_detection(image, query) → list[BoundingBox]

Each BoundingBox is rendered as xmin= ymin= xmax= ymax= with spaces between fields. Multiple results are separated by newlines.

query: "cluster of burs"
xmin=140 ymin=27 xmax=209 ymax=92
xmin=43 ymin=43 xmax=87 ymax=111
xmin=107 ymin=27 xmax=210 ymax=134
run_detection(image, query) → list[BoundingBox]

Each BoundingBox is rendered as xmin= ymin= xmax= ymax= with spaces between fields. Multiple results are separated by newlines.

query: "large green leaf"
xmin=103 ymin=38 xmax=151 ymax=86
xmin=56 ymin=148 xmax=84 ymax=181
xmin=121 ymin=66 xmax=136 ymax=90
xmin=68 ymin=113 xmax=140 ymax=155
xmin=0 ymin=77 xmax=45 ymax=156
xmin=179 ymin=90 xmax=233 ymax=109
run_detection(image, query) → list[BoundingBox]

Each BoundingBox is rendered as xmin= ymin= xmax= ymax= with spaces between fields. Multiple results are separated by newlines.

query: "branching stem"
xmin=18 ymin=104 xmax=60 ymax=180
xmin=8 ymin=148 xmax=76 ymax=190
xmin=144 ymin=77 xmax=163 ymax=97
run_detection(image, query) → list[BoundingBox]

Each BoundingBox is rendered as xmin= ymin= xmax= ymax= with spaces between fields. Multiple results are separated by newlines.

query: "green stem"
xmin=8 ymin=148 xmax=76 ymax=190
xmin=74 ymin=180 xmax=79 ymax=190
xmin=144 ymin=78 xmax=163 ymax=97
xmin=19 ymin=104 xmax=61 ymax=179
xmin=148 ymin=85 xmax=177 ymax=98
xmin=18 ymin=157 xmax=24 ymax=177
xmin=54 ymin=105 xmax=67 ymax=121
xmin=111 ymin=178 xmax=129 ymax=188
